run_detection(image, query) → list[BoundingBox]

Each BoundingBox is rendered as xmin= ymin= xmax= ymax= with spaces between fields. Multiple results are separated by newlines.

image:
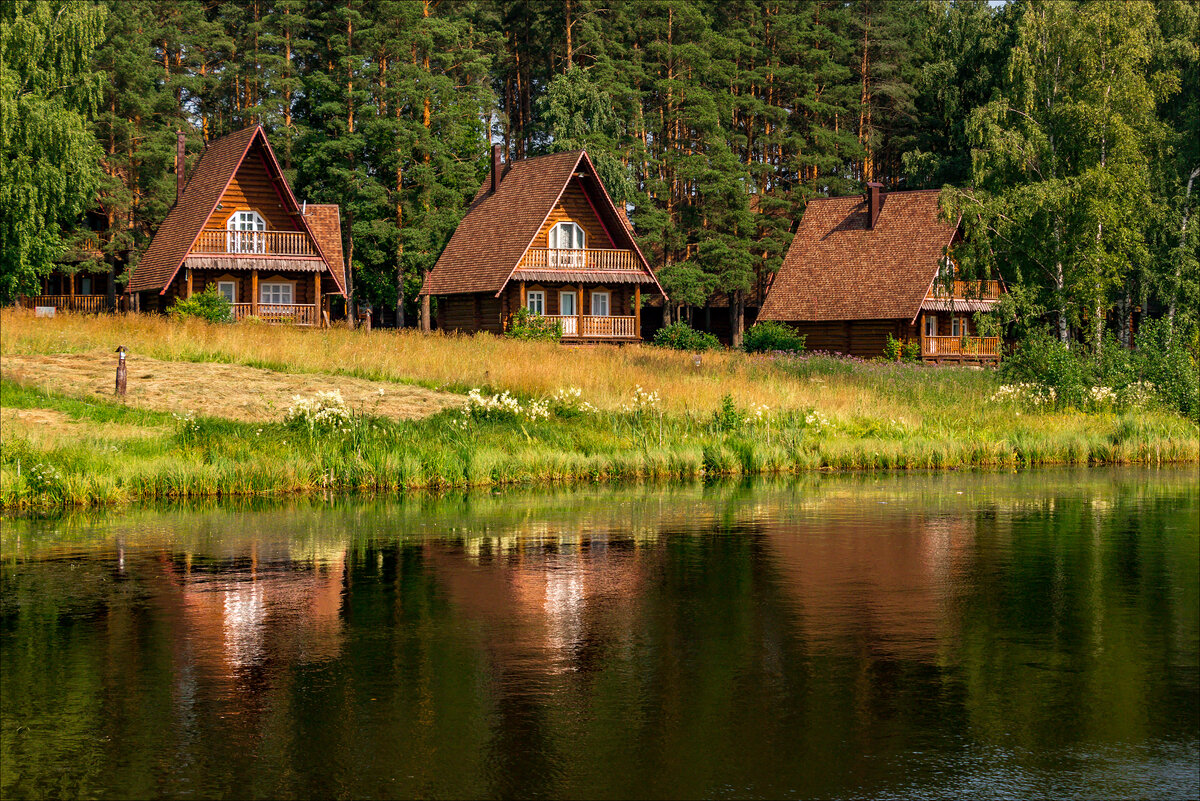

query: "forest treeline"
xmin=3 ymin=0 xmax=1198 ymax=347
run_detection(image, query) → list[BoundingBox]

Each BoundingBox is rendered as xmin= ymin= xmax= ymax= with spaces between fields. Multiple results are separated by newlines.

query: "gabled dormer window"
xmin=549 ymin=221 xmax=585 ymax=250
xmin=227 ymin=210 xmax=266 ymax=253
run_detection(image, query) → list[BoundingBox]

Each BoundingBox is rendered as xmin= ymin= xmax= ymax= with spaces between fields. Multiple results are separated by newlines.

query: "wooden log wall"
xmin=790 ymin=319 xmax=908 ymax=358
xmin=205 ymin=147 xmax=300 ymax=232
xmin=533 ymin=179 xmax=614 ymax=248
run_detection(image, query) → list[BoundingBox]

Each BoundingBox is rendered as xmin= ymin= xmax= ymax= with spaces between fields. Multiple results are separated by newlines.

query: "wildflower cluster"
xmin=551 ymin=387 xmax=596 ymax=415
xmin=1088 ymin=386 xmax=1117 ymax=408
xmin=172 ymin=410 xmax=200 ymax=436
xmin=622 ymin=385 xmax=661 ymax=413
xmin=1120 ymin=381 xmax=1156 ymax=408
xmin=804 ymin=410 xmax=831 ymax=432
xmin=989 ymin=383 xmax=1057 ymax=408
xmin=25 ymin=462 xmax=61 ymax=494
xmin=748 ymin=403 xmax=771 ymax=423
xmin=460 ymin=389 xmax=550 ymax=424
xmin=286 ymin=390 xmax=353 ymax=432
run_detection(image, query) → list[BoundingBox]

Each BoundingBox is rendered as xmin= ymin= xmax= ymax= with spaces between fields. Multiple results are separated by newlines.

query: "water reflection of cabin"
xmin=126 ymin=126 xmax=347 ymax=326
xmin=759 ymin=184 xmax=1004 ymax=363
xmin=420 ymin=147 xmax=667 ymax=342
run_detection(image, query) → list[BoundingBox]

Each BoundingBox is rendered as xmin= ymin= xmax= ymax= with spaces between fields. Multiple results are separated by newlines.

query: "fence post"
xmin=115 ymin=346 xmax=127 ymax=396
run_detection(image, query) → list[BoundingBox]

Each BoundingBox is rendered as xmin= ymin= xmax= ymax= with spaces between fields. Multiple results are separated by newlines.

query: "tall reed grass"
xmin=2 ymin=310 xmax=1197 ymax=511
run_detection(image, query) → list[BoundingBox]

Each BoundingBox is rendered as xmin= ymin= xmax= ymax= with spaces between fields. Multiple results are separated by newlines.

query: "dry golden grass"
xmin=0 ymin=406 xmax=165 ymax=446
xmin=0 ymin=348 xmax=462 ymax=422
xmin=0 ymin=309 xmax=906 ymax=417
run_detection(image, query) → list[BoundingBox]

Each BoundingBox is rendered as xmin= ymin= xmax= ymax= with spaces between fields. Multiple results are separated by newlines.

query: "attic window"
xmin=549 ymin=221 xmax=585 ymax=250
xmin=227 ymin=210 xmax=267 ymax=254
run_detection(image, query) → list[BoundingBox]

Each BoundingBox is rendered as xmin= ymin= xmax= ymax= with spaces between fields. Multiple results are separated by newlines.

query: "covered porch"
xmin=174 ymin=256 xmax=337 ymax=327
xmin=504 ymin=277 xmax=647 ymax=342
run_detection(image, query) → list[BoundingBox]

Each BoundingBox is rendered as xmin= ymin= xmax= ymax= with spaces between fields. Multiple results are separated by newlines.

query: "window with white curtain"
xmin=227 ymin=210 xmax=266 ymax=253
xmin=549 ymin=221 xmax=585 ymax=250
xmin=526 ymin=290 xmax=545 ymax=315
xmin=590 ymin=291 xmax=609 ymax=316
xmin=260 ymin=282 xmax=292 ymax=305
xmin=217 ymin=281 xmax=237 ymax=303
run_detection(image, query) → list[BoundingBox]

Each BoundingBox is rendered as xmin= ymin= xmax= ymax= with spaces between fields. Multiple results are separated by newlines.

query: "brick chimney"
xmin=491 ymin=143 xmax=503 ymax=193
xmin=866 ymin=182 xmax=883 ymax=229
xmin=176 ymin=130 xmax=186 ymax=202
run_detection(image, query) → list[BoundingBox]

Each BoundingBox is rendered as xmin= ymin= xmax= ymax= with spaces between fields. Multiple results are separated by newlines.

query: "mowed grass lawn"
xmin=1 ymin=309 xmax=1196 ymax=509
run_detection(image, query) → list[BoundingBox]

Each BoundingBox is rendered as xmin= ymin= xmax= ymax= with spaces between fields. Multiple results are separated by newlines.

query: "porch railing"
xmin=927 ymin=279 xmax=1002 ymax=301
xmin=230 ymin=302 xmax=318 ymax=326
xmin=20 ymin=295 xmax=111 ymax=314
xmin=192 ymin=229 xmax=318 ymax=257
xmin=519 ymin=248 xmax=639 ymax=271
xmin=922 ymin=335 xmax=1001 ymax=357
xmin=524 ymin=314 xmax=638 ymax=339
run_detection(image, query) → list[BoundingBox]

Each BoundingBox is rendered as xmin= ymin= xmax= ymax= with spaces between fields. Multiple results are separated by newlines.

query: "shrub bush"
xmin=743 ymin=321 xmax=807 ymax=353
xmin=882 ymin=334 xmax=902 ymax=361
xmin=168 ymin=285 xmax=232 ymax=323
xmin=652 ymin=321 xmax=721 ymax=351
xmin=506 ymin=307 xmax=562 ymax=341
xmin=1135 ymin=319 xmax=1199 ymax=422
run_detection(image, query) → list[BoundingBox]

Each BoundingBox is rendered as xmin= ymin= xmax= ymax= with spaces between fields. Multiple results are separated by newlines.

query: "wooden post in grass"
xmin=115 ymin=346 xmax=127 ymax=396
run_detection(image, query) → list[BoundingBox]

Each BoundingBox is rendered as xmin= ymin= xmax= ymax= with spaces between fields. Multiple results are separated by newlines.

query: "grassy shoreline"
xmin=2 ymin=310 xmax=1197 ymax=511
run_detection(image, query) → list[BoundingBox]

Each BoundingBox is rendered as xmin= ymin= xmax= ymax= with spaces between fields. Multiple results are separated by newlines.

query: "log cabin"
xmin=126 ymin=126 xmax=347 ymax=326
xmin=420 ymin=146 xmax=666 ymax=342
xmin=18 ymin=225 xmax=132 ymax=315
xmin=758 ymin=184 xmax=1004 ymax=363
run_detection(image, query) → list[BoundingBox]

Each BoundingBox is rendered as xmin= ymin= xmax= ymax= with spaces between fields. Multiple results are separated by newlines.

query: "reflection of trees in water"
xmin=1 ymin=471 xmax=1196 ymax=799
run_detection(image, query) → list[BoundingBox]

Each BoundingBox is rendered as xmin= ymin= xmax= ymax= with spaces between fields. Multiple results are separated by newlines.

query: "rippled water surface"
xmin=2 ymin=469 xmax=1197 ymax=799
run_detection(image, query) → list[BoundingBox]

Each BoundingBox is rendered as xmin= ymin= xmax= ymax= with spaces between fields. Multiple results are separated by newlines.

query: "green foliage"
xmin=0 ymin=1 xmax=106 ymax=301
xmin=1002 ymin=324 xmax=1199 ymax=421
xmin=167 ymin=286 xmax=232 ymax=324
xmin=505 ymin=308 xmax=562 ymax=342
xmin=882 ymin=334 xmax=902 ymax=362
xmin=744 ymin=321 xmax=807 ymax=354
xmin=712 ymin=395 xmax=743 ymax=432
xmin=651 ymin=321 xmax=721 ymax=352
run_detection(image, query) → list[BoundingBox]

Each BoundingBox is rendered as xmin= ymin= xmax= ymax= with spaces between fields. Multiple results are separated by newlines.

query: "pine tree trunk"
xmin=1167 ymin=166 xmax=1199 ymax=340
xmin=730 ymin=290 xmax=744 ymax=348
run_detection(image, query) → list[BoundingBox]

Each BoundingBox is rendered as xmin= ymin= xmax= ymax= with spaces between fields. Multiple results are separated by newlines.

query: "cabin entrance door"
xmin=559 ymin=291 xmax=577 ymax=335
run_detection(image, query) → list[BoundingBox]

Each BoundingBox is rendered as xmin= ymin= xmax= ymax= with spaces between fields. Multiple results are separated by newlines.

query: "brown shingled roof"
xmin=420 ymin=149 xmax=664 ymax=298
xmin=303 ymin=204 xmax=346 ymax=290
xmin=758 ymin=189 xmax=957 ymax=323
xmin=127 ymin=126 xmax=346 ymax=296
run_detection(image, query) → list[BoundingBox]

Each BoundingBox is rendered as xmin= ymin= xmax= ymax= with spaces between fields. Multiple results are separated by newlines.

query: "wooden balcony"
xmin=519 ymin=248 xmax=639 ymax=271
xmin=518 ymin=314 xmax=639 ymax=340
xmin=20 ymin=295 xmax=116 ymax=314
xmin=922 ymin=335 xmax=1001 ymax=360
xmin=926 ymin=279 xmax=1002 ymax=301
xmin=192 ymin=230 xmax=318 ymax=258
xmin=230 ymin=302 xmax=319 ymax=326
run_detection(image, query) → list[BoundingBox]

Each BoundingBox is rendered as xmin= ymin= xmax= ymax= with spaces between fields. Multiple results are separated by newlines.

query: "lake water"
xmin=2 ymin=469 xmax=1197 ymax=799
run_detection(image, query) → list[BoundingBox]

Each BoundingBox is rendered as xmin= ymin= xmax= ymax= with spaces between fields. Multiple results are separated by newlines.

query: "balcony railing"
xmin=192 ymin=230 xmax=318 ymax=257
xmin=230 ymin=302 xmax=319 ymax=326
xmin=926 ymin=279 xmax=1002 ymax=301
xmin=519 ymin=248 xmax=639 ymax=271
xmin=20 ymin=295 xmax=112 ymax=314
xmin=520 ymin=314 xmax=638 ymax=339
xmin=922 ymin=335 xmax=1001 ymax=358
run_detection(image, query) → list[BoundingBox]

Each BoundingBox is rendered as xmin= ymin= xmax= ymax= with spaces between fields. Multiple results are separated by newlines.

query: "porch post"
xmin=251 ymin=269 xmax=259 ymax=316
xmin=314 ymin=272 xmax=322 ymax=327
xmin=69 ymin=273 xmax=75 ymax=297
xmin=634 ymin=284 xmax=641 ymax=338
xmin=185 ymin=267 xmax=193 ymax=299
xmin=519 ymin=281 xmax=526 ymax=311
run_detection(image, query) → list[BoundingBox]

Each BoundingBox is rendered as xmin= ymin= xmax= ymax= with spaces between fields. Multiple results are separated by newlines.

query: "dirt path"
xmin=1 ymin=350 xmax=463 ymax=422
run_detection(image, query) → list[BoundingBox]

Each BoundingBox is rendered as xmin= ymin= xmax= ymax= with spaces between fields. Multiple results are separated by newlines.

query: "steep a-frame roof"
xmin=759 ymin=189 xmax=958 ymax=323
xmin=420 ymin=149 xmax=663 ymax=297
xmin=128 ymin=126 xmax=346 ymax=296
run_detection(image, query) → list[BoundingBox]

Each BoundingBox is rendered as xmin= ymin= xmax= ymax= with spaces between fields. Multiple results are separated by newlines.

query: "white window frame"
xmin=227 ymin=210 xmax=267 ymax=254
xmin=925 ymin=314 xmax=937 ymax=338
xmin=952 ymin=316 xmax=962 ymax=337
xmin=259 ymin=281 xmax=293 ymax=306
xmin=559 ymin=290 xmax=577 ymax=316
xmin=217 ymin=281 xmax=238 ymax=304
xmin=526 ymin=290 xmax=545 ymax=315
xmin=549 ymin=221 xmax=586 ymax=267
xmin=589 ymin=290 xmax=610 ymax=317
